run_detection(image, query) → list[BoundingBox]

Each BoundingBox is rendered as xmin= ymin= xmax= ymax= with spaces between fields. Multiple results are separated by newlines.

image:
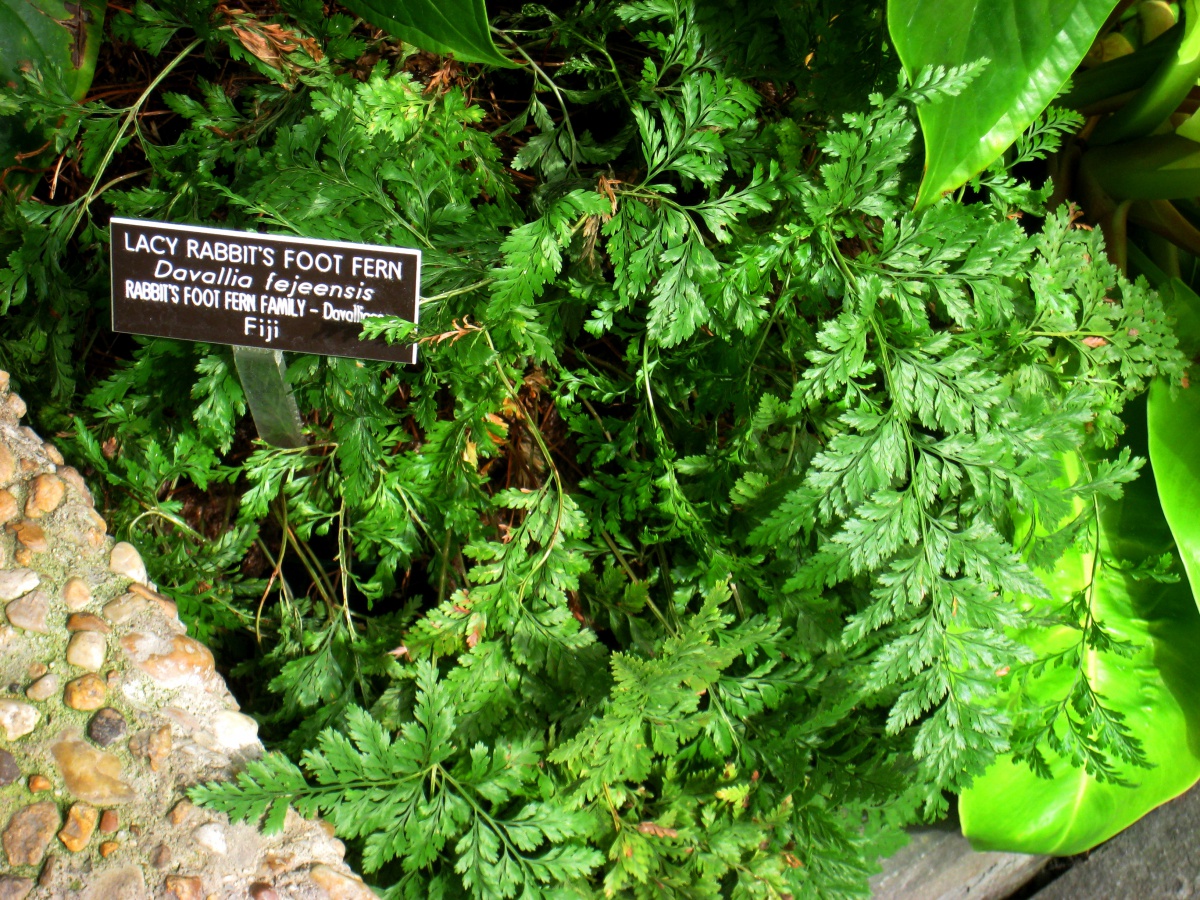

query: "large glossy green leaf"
xmin=889 ymin=0 xmax=1116 ymax=208
xmin=959 ymin=421 xmax=1200 ymax=855
xmin=1060 ymin=24 xmax=1181 ymax=112
xmin=339 ymin=0 xmax=514 ymax=67
xmin=1092 ymin=0 xmax=1200 ymax=145
xmin=1148 ymin=278 xmax=1200 ymax=608
xmin=1149 ymin=379 xmax=1200 ymax=604
xmin=0 ymin=0 xmax=105 ymax=169
xmin=0 ymin=0 xmax=103 ymax=98
xmin=1082 ymin=133 xmax=1200 ymax=200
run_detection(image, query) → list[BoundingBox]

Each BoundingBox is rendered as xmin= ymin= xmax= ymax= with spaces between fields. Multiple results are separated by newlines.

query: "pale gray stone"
xmin=102 ymin=593 xmax=150 ymax=625
xmin=25 ymin=673 xmax=59 ymax=701
xmin=66 ymin=632 xmax=107 ymax=671
xmin=192 ymin=822 xmax=227 ymax=855
xmin=0 ymin=700 xmax=39 ymax=740
xmin=79 ymin=866 xmax=147 ymax=900
xmin=108 ymin=542 xmax=147 ymax=584
xmin=0 ymin=569 xmax=37 ymax=601
xmin=4 ymin=590 xmax=48 ymax=633
xmin=208 ymin=710 xmax=259 ymax=751
xmin=62 ymin=577 xmax=92 ymax=611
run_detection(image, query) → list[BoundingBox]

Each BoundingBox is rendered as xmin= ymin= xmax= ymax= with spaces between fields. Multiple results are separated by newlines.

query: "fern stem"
xmin=71 ymin=38 xmax=203 ymax=232
xmin=492 ymin=27 xmax=581 ymax=175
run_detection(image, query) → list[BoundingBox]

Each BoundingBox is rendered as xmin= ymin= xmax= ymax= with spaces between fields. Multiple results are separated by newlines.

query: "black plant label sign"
xmin=110 ymin=217 xmax=420 ymax=363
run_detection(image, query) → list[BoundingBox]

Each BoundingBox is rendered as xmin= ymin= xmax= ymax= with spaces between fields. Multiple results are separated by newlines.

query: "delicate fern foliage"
xmin=1 ymin=0 xmax=1188 ymax=895
xmin=194 ymin=661 xmax=603 ymax=896
xmin=738 ymin=83 xmax=1182 ymax=808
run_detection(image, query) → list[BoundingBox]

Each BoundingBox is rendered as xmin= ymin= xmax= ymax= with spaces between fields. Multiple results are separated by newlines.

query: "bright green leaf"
xmin=0 ymin=0 xmax=104 ymax=98
xmin=1091 ymin=0 xmax=1200 ymax=145
xmin=1060 ymin=26 xmax=1180 ymax=111
xmin=0 ymin=0 xmax=105 ymax=168
xmin=1148 ymin=276 xmax=1200 ymax=609
xmin=1081 ymin=133 xmax=1200 ymax=200
xmin=338 ymin=0 xmax=514 ymax=67
xmin=889 ymin=0 xmax=1115 ymax=208
xmin=1149 ymin=379 xmax=1200 ymax=607
xmin=960 ymin=427 xmax=1200 ymax=855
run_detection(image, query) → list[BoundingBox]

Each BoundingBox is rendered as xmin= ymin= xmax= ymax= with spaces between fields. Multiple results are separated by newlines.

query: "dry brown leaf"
xmin=232 ymin=26 xmax=282 ymax=70
xmin=224 ymin=5 xmax=323 ymax=73
xmin=637 ymin=822 xmax=679 ymax=838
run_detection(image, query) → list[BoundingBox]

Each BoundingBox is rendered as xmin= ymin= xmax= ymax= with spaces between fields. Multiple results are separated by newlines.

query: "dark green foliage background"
xmin=0 ymin=0 xmax=1188 ymax=896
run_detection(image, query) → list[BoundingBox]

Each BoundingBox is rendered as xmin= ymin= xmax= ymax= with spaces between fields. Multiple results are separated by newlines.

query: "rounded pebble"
xmin=109 ymin=542 xmax=148 ymax=584
xmin=2 ymin=801 xmax=59 ymax=866
xmin=24 ymin=474 xmax=65 ymax=518
xmin=128 ymin=582 xmax=178 ymax=620
xmin=130 ymin=725 xmax=172 ymax=772
xmin=0 ymin=748 xmax=19 ymax=786
xmin=0 ymin=569 xmax=36 ymax=601
xmin=0 ymin=700 xmax=39 ymax=740
xmin=103 ymin=594 xmax=150 ymax=625
xmin=99 ymin=809 xmax=118 ymax=833
xmin=88 ymin=708 xmax=128 ymax=747
xmin=62 ymin=577 xmax=92 ymax=611
xmin=0 ymin=875 xmax=35 ymax=899
xmin=25 ymin=673 xmax=60 ymax=702
xmin=121 ymin=633 xmax=216 ymax=688
xmin=36 ymin=854 xmax=57 ymax=889
xmin=0 ymin=490 xmax=16 ymax=525
xmin=57 ymin=466 xmax=93 ymax=506
xmin=308 ymin=866 xmax=377 ymax=900
xmin=169 ymin=800 xmax=193 ymax=826
xmin=164 ymin=875 xmax=202 ymax=900
xmin=66 ymin=612 xmax=109 ymax=633
xmin=9 ymin=520 xmax=48 ymax=554
xmin=63 ymin=673 xmax=106 ymax=710
xmin=0 ymin=442 xmax=13 ymax=485
xmin=192 ymin=823 xmax=227 ymax=855
xmin=4 ymin=591 xmax=48 ymax=633
xmin=209 ymin=710 xmax=260 ymax=751
xmin=66 ymin=632 xmax=107 ymax=671
xmin=57 ymin=802 xmax=99 ymax=853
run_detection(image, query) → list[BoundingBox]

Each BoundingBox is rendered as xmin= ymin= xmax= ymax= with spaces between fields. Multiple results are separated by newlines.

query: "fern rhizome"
xmin=0 ymin=0 xmax=1186 ymax=896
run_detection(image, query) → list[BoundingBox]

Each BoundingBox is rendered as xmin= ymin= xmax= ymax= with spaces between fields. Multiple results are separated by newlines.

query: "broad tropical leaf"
xmin=1149 ymin=378 xmax=1200 ymax=605
xmin=1082 ymin=133 xmax=1200 ymax=200
xmin=889 ymin=0 xmax=1115 ymax=208
xmin=338 ymin=0 xmax=513 ymax=66
xmin=959 ymin=417 xmax=1200 ymax=855
xmin=1148 ymin=278 xmax=1200 ymax=608
xmin=0 ymin=0 xmax=105 ymax=168
xmin=1091 ymin=0 xmax=1200 ymax=145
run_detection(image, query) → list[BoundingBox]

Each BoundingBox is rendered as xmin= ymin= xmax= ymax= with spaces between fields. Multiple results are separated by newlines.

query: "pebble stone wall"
xmin=0 ymin=372 xmax=376 ymax=900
